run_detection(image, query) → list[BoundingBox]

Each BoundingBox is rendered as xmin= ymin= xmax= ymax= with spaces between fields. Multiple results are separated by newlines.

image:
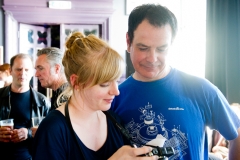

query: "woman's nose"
xmin=109 ymin=82 xmax=120 ymax=96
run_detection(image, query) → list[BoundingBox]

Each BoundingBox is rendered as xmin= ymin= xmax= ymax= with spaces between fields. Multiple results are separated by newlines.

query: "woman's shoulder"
xmin=40 ymin=110 xmax=67 ymax=130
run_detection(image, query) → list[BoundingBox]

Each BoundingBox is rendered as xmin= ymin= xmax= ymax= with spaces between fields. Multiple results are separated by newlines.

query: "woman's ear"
xmin=70 ymin=74 xmax=78 ymax=90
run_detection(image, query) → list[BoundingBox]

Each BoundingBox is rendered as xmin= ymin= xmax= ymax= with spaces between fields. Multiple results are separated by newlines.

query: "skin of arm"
xmin=228 ymin=128 xmax=240 ymax=160
xmin=31 ymin=127 xmax=38 ymax=137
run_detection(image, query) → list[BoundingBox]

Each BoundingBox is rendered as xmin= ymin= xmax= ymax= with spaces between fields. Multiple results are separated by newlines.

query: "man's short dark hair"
xmin=128 ymin=4 xmax=178 ymax=44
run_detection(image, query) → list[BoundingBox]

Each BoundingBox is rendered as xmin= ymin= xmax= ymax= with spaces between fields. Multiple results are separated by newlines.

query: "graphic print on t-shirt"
xmin=125 ymin=102 xmax=188 ymax=159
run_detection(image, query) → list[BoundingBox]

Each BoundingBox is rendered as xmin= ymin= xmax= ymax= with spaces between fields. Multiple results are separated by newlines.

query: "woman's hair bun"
xmin=65 ymin=32 xmax=85 ymax=49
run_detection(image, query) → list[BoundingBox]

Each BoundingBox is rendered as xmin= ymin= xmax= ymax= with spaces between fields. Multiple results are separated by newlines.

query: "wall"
xmin=2 ymin=0 xmax=115 ymax=63
xmin=2 ymin=0 xmax=114 ymax=24
xmin=110 ymin=0 xmax=128 ymax=58
xmin=0 ymin=0 xmax=128 ymax=79
xmin=0 ymin=0 xmax=4 ymax=48
xmin=1 ymin=0 xmax=128 ymax=74
xmin=1 ymin=0 xmax=127 ymax=61
xmin=109 ymin=0 xmax=128 ymax=78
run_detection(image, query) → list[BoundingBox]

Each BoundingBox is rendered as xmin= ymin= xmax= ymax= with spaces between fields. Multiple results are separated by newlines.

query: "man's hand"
xmin=0 ymin=127 xmax=13 ymax=142
xmin=11 ymin=128 xmax=28 ymax=143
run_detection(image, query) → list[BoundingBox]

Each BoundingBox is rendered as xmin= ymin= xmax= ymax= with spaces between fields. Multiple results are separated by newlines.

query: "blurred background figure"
xmin=209 ymin=103 xmax=240 ymax=160
xmin=0 ymin=54 xmax=50 ymax=160
xmin=0 ymin=63 xmax=12 ymax=88
xmin=35 ymin=47 xmax=68 ymax=111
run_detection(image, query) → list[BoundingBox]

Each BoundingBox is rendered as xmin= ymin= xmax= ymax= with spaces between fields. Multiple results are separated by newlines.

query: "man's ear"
xmin=9 ymin=67 xmax=12 ymax=75
xmin=55 ymin=64 xmax=61 ymax=74
xmin=126 ymin=32 xmax=131 ymax=53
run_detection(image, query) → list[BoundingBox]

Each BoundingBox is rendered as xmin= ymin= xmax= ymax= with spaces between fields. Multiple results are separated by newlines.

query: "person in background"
xmin=35 ymin=47 xmax=68 ymax=111
xmin=111 ymin=4 xmax=240 ymax=160
xmin=209 ymin=103 xmax=240 ymax=160
xmin=33 ymin=32 xmax=158 ymax=160
xmin=0 ymin=54 xmax=50 ymax=160
xmin=0 ymin=63 xmax=12 ymax=87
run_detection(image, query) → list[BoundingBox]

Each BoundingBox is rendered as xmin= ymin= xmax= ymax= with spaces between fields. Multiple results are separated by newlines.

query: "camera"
xmin=143 ymin=145 xmax=175 ymax=160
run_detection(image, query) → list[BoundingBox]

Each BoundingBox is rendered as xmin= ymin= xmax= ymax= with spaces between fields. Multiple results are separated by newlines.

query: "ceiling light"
xmin=48 ymin=1 xmax=72 ymax=9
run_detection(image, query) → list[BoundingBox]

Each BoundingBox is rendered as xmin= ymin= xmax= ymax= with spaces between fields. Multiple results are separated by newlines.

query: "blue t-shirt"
xmin=33 ymin=110 xmax=127 ymax=160
xmin=111 ymin=68 xmax=240 ymax=160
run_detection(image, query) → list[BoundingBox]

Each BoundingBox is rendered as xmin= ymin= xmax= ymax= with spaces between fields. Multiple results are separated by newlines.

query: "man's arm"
xmin=228 ymin=128 xmax=240 ymax=160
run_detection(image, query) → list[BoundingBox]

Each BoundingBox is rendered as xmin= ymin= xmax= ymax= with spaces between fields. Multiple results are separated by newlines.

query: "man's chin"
xmin=42 ymin=85 xmax=48 ymax=89
xmin=40 ymin=83 xmax=47 ymax=88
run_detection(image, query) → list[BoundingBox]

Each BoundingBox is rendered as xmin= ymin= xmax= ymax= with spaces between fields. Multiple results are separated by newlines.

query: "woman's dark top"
xmin=33 ymin=110 xmax=128 ymax=160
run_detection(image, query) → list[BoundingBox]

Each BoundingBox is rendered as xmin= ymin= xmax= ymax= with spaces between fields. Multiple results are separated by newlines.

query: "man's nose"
xmin=146 ymin=49 xmax=158 ymax=63
xmin=35 ymin=70 xmax=39 ymax=77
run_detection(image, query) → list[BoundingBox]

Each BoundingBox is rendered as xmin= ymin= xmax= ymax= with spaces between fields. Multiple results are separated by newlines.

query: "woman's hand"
xmin=108 ymin=145 xmax=159 ymax=160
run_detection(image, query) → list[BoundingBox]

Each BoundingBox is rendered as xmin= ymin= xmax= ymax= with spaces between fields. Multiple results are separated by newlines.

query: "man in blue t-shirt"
xmin=0 ymin=54 xmax=50 ymax=160
xmin=111 ymin=4 xmax=240 ymax=160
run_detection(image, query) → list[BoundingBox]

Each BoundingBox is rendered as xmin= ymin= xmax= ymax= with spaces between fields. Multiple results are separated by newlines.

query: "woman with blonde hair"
xmin=33 ymin=32 xmax=158 ymax=160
